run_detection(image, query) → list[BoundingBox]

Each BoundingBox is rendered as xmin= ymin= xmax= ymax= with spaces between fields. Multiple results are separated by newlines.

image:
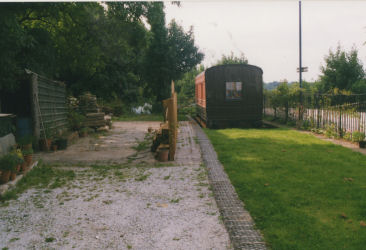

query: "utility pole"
xmin=298 ymin=0 xmax=303 ymax=121
xmin=299 ymin=0 xmax=302 ymax=90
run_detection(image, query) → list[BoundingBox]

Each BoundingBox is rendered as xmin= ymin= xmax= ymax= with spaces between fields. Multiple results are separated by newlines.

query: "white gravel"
xmin=0 ymin=121 xmax=231 ymax=249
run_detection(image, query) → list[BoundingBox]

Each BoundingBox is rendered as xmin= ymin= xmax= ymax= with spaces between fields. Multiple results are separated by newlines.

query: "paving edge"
xmin=0 ymin=161 xmax=39 ymax=196
xmin=190 ymin=120 xmax=267 ymax=250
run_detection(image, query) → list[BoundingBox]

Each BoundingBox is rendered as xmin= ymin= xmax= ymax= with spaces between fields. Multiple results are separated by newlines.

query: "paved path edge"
xmin=190 ymin=120 xmax=267 ymax=250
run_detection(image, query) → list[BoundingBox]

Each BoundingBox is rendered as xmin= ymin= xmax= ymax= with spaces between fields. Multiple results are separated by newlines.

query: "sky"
xmin=165 ymin=0 xmax=366 ymax=83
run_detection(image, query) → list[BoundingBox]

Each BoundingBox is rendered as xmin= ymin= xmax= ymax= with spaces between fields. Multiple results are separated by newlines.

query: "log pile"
xmin=84 ymin=112 xmax=106 ymax=128
xmin=79 ymin=92 xmax=99 ymax=114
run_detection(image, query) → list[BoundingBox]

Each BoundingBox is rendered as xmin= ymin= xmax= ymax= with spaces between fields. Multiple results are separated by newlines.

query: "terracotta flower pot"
xmin=158 ymin=148 xmax=169 ymax=162
xmin=24 ymin=154 xmax=33 ymax=166
xmin=10 ymin=171 xmax=17 ymax=181
xmin=21 ymin=162 xmax=28 ymax=172
xmin=0 ymin=170 xmax=11 ymax=184
xmin=80 ymin=132 xmax=87 ymax=138
xmin=40 ymin=139 xmax=52 ymax=151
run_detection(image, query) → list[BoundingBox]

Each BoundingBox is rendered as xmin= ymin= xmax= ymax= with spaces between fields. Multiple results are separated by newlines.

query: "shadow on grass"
xmin=206 ymin=128 xmax=366 ymax=250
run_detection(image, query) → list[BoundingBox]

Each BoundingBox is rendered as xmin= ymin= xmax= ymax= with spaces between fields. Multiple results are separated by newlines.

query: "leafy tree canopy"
xmin=0 ymin=2 xmax=204 ymax=110
xmin=216 ymin=52 xmax=248 ymax=65
xmin=319 ymin=45 xmax=365 ymax=93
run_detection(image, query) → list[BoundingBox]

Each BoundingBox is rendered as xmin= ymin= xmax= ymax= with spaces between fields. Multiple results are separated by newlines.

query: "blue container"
xmin=16 ymin=117 xmax=32 ymax=138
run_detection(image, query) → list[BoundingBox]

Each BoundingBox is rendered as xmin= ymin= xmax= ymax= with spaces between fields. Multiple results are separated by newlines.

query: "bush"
xmin=352 ymin=131 xmax=365 ymax=142
xmin=0 ymin=153 xmax=23 ymax=172
xmin=68 ymin=111 xmax=86 ymax=131
xmin=99 ymin=99 xmax=129 ymax=116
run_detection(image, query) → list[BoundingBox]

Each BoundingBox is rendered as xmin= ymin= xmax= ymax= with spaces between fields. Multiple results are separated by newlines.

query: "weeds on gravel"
xmin=113 ymin=114 xmax=163 ymax=121
xmin=170 ymin=198 xmax=181 ymax=203
xmin=0 ymin=163 xmax=75 ymax=202
xmin=133 ymin=133 xmax=154 ymax=152
xmin=135 ymin=174 xmax=150 ymax=182
xmin=45 ymin=237 xmax=56 ymax=243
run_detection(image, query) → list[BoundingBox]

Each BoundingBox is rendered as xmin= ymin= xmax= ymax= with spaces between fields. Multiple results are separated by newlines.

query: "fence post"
xmin=30 ymin=73 xmax=40 ymax=142
xmin=168 ymin=81 xmax=178 ymax=161
xmin=338 ymin=107 xmax=342 ymax=138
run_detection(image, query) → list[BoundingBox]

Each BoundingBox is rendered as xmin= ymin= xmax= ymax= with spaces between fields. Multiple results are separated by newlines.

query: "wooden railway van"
xmin=195 ymin=64 xmax=263 ymax=128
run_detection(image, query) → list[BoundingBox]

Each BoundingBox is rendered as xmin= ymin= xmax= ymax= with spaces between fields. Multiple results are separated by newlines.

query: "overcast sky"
xmin=165 ymin=1 xmax=366 ymax=83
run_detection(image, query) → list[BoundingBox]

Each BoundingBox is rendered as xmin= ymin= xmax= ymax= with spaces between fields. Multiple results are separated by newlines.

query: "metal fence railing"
xmin=264 ymin=92 xmax=366 ymax=138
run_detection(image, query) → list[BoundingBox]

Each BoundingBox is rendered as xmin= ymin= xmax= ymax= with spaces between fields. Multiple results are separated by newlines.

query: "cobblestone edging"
xmin=191 ymin=121 xmax=267 ymax=250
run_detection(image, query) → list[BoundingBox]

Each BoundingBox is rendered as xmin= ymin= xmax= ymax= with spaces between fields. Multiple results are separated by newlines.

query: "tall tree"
xmin=320 ymin=45 xmax=365 ymax=92
xmin=216 ymin=52 xmax=248 ymax=65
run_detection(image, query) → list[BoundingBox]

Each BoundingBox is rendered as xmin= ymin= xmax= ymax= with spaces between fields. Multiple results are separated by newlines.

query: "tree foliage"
xmin=216 ymin=52 xmax=248 ymax=65
xmin=0 ymin=2 xmax=203 ymax=110
xmin=320 ymin=46 xmax=365 ymax=93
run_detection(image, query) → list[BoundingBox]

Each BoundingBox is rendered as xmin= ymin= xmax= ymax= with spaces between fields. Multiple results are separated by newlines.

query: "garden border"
xmin=191 ymin=119 xmax=266 ymax=250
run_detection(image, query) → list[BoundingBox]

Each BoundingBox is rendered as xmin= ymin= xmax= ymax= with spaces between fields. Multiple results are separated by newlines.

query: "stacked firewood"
xmin=79 ymin=92 xmax=99 ymax=114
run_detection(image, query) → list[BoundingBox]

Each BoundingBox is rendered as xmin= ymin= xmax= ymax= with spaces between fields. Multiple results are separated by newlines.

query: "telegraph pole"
xmin=299 ymin=0 xmax=302 ymax=90
xmin=298 ymin=0 xmax=303 ymax=121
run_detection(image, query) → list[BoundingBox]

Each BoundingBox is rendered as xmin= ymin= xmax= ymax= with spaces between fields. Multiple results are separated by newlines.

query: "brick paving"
xmin=191 ymin=120 xmax=267 ymax=250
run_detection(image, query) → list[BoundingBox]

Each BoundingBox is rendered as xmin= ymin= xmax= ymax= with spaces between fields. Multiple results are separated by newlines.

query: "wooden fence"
xmin=27 ymin=70 xmax=67 ymax=141
xmin=162 ymin=81 xmax=178 ymax=160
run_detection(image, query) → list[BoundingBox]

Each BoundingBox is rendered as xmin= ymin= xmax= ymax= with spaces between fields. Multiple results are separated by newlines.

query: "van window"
xmin=226 ymin=82 xmax=242 ymax=100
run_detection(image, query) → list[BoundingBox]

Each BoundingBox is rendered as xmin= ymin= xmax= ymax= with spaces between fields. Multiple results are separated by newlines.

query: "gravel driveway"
xmin=0 ymin=121 xmax=231 ymax=249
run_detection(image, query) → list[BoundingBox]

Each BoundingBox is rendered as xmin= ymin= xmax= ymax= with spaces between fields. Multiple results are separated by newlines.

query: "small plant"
xmin=68 ymin=111 xmax=86 ymax=131
xmin=343 ymin=131 xmax=352 ymax=141
xmin=22 ymin=148 xmax=34 ymax=156
xmin=16 ymin=135 xmax=34 ymax=147
xmin=352 ymin=131 xmax=365 ymax=142
xmin=0 ymin=153 xmax=22 ymax=172
xmin=45 ymin=237 xmax=56 ymax=242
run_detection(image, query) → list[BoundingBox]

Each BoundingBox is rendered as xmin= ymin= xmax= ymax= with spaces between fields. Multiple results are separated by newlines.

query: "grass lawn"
xmin=112 ymin=113 xmax=188 ymax=121
xmin=205 ymin=127 xmax=366 ymax=250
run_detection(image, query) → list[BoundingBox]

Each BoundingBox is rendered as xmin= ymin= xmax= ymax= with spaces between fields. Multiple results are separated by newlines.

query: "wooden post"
xmin=30 ymin=73 xmax=40 ymax=142
xmin=169 ymin=92 xmax=178 ymax=160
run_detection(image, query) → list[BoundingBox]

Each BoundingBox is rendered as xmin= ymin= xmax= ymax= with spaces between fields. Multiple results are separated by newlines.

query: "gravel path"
xmin=0 ymin=121 xmax=231 ymax=250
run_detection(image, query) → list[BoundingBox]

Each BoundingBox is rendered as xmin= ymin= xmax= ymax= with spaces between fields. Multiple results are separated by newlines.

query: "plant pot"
xmin=359 ymin=141 xmax=366 ymax=148
xmin=24 ymin=154 xmax=33 ymax=166
xmin=40 ymin=139 xmax=52 ymax=151
xmin=57 ymin=138 xmax=68 ymax=150
xmin=23 ymin=143 xmax=32 ymax=150
xmin=0 ymin=170 xmax=11 ymax=184
xmin=10 ymin=171 xmax=16 ymax=181
xmin=79 ymin=132 xmax=87 ymax=138
xmin=21 ymin=162 xmax=28 ymax=172
xmin=52 ymin=144 xmax=58 ymax=151
xmin=158 ymin=148 xmax=169 ymax=162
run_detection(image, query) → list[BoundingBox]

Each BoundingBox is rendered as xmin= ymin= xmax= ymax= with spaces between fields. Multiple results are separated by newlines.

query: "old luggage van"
xmin=195 ymin=64 xmax=263 ymax=128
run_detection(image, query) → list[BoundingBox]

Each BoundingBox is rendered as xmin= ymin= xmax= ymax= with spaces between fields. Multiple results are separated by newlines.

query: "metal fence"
xmin=264 ymin=92 xmax=366 ymax=136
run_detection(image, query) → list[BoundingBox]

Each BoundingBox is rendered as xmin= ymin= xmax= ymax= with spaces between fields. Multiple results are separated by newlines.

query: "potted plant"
xmin=39 ymin=127 xmax=53 ymax=151
xmin=352 ymin=131 xmax=366 ymax=148
xmin=17 ymin=135 xmax=34 ymax=150
xmin=22 ymin=148 xmax=34 ymax=167
xmin=10 ymin=153 xmax=23 ymax=181
xmin=79 ymin=127 xmax=88 ymax=138
xmin=0 ymin=154 xmax=20 ymax=183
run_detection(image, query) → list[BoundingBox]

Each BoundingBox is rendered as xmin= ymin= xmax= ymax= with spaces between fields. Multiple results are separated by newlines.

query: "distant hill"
xmin=264 ymin=81 xmax=297 ymax=90
xmin=264 ymin=81 xmax=280 ymax=90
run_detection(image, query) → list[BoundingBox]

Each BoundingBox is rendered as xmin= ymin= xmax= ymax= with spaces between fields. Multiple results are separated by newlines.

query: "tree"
xmin=175 ymin=65 xmax=204 ymax=105
xmin=216 ymin=52 xmax=248 ymax=65
xmin=320 ymin=45 xmax=365 ymax=93
xmin=167 ymin=20 xmax=204 ymax=81
xmin=143 ymin=3 xmax=203 ymax=108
